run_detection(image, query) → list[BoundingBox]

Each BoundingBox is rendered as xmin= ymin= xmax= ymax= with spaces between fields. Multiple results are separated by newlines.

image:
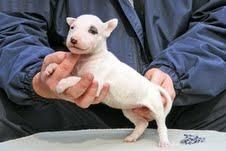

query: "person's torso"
xmin=0 ymin=0 xmax=206 ymax=72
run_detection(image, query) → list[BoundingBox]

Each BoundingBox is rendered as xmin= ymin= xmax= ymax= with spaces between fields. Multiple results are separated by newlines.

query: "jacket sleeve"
xmin=146 ymin=1 xmax=226 ymax=106
xmin=0 ymin=12 xmax=54 ymax=105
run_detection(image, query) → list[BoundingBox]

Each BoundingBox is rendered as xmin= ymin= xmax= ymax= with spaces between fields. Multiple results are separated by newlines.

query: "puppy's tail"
xmin=156 ymin=85 xmax=173 ymax=116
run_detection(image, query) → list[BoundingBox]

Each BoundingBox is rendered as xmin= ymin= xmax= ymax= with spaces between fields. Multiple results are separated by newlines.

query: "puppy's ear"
xmin=104 ymin=18 xmax=118 ymax=37
xmin=66 ymin=17 xmax=76 ymax=26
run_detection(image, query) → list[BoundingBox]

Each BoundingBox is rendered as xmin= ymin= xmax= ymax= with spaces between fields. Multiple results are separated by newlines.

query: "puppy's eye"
xmin=70 ymin=26 xmax=75 ymax=30
xmin=88 ymin=26 xmax=98 ymax=35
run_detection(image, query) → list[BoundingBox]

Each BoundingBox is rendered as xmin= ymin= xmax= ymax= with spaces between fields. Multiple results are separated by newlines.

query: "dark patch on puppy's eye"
xmin=88 ymin=25 xmax=98 ymax=35
xmin=70 ymin=26 xmax=74 ymax=30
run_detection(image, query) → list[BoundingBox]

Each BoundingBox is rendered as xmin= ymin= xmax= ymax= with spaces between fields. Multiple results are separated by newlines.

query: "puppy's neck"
xmin=94 ymin=40 xmax=108 ymax=54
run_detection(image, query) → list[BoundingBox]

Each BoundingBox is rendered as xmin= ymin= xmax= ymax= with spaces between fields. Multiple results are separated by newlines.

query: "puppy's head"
xmin=66 ymin=15 xmax=118 ymax=54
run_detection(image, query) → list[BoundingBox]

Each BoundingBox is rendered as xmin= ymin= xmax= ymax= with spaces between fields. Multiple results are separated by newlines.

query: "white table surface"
xmin=0 ymin=129 xmax=226 ymax=151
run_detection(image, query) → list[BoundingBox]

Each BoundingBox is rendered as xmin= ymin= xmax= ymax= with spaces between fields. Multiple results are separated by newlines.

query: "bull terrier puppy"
xmin=45 ymin=14 xmax=172 ymax=147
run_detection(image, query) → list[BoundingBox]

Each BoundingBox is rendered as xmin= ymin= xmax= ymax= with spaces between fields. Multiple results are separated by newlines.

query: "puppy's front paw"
xmin=55 ymin=76 xmax=81 ymax=94
xmin=56 ymin=84 xmax=66 ymax=94
xmin=55 ymin=79 xmax=70 ymax=93
xmin=44 ymin=63 xmax=58 ymax=76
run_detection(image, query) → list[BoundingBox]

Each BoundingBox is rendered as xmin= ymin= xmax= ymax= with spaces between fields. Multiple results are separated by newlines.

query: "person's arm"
xmin=145 ymin=1 xmax=226 ymax=106
xmin=0 ymin=12 xmax=54 ymax=105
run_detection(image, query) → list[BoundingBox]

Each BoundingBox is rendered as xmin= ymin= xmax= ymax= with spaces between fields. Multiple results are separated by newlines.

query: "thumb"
xmin=53 ymin=53 xmax=80 ymax=80
xmin=46 ymin=53 xmax=80 ymax=89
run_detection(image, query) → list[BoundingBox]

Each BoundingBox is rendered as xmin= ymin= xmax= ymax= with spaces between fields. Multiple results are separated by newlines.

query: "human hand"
xmin=32 ymin=51 xmax=109 ymax=108
xmin=133 ymin=68 xmax=176 ymax=120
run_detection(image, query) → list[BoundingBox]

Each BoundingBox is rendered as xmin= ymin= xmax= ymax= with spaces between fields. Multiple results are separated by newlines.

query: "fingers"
xmin=63 ymin=79 xmax=109 ymax=108
xmin=41 ymin=51 xmax=66 ymax=74
xmin=42 ymin=63 xmax=58 ymax=80
xmin=35 ymin=51 xmax=81 ymax=99
xmin=57 ymin=53 xmax=80 ymax=74
xmin=93 ymin=83 xmax=110 ymax=104
xmin=145 ymin=68 xmax=176 ymax=100
xmin=47 ymin=53 xmax=80 ymax=82
xmin=145 ymin=68 xmax=164 ymax=85
xmin=75 ymin=81 xmax=99 ymax=108
xmin=43 ymin=53 xmax=80 ymax=90
xmin=150 ymin=72 xmax=165 ymax=85
xmin=64 ymin=73 xmax=94 ymax=99
xmin=145 ymin=68 xmax=166 ymax=87
xmin=144 ymin=68 xmax=155 ymax=80
xmin=162 ymin=76 xmax=176 ymax=99
xmin=32 ymin=72 xmax=59 ymax=99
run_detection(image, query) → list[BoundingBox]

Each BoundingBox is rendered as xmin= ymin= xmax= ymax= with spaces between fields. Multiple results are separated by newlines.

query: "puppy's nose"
xmin=70 ymin=38 xmax=78 ymax=44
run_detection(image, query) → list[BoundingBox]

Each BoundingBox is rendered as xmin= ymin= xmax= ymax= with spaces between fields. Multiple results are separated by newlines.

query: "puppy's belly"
xmin=103 ymin=98 xmax=139 ymax=109
xmin=102 ymin=91 xmax=143 ymax=109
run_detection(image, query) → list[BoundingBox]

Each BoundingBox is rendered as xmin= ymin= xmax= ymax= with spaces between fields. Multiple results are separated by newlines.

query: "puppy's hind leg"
xmin=143 ymin=92 xmax=170 ymax=147
xmin=122 ymin=109 xmax=149 ymax=142
xmin=152 ymin=111 xmax=170 ymax=148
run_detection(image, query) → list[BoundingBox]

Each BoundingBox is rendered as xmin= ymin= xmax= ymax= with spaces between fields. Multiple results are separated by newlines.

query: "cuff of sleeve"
xmin=23 ymin=63 xmax=48 ymax=104
xmin=143 ymin=64 xmax=182 ymax=96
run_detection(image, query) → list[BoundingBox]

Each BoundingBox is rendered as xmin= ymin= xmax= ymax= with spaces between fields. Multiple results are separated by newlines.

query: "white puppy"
xmin=45 ymin=14 xmax=172 ymax=147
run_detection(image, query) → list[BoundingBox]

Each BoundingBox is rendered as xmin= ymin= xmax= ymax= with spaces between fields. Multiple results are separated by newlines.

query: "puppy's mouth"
xmin=69 ymin=45 xmax=89 ymax=51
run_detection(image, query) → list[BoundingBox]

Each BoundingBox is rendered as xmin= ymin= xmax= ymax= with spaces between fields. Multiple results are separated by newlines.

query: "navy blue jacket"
xmin=0 ymin=0 xmax=226 ymax=107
